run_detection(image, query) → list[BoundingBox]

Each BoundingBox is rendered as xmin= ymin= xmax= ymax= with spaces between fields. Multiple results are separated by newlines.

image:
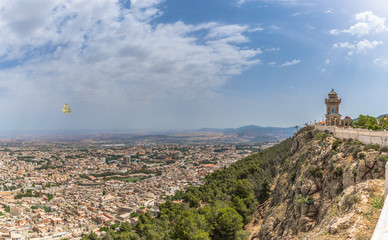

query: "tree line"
xmin=82 ymin=137 xmax=293 ymax=240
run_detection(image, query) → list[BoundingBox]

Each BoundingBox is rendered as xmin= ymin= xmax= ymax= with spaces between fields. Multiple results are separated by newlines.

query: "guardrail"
xmin=314 ymin=126 xmax=388 ymax=147
xmin=371 ymin=162 xmax=388 ymax=240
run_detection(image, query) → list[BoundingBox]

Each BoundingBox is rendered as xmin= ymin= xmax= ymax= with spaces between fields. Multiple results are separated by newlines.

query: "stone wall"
xmin=315 ymin=125 xmax=388 ymax=147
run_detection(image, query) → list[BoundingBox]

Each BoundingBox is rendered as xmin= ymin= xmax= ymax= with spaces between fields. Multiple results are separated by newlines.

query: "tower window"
xmin=331 ymin=107 xmax=335 ymax=114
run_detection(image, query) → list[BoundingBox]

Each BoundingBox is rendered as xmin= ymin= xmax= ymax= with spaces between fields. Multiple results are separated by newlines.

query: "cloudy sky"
xmin=0 ymin=0 xmax=387 ymax=131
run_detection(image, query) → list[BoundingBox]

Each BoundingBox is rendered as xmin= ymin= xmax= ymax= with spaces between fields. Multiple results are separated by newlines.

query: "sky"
xmin=0 ymin=0 xmax=387 ymax=131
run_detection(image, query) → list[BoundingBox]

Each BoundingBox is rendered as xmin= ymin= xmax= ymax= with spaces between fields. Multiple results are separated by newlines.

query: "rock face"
xmin=249 ymin=127 xmax=385 ymax=240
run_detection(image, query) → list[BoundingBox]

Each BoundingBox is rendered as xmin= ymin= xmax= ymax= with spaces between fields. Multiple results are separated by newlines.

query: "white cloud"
xmin=236 ymin=0 xmax=313 ymax=6
xmin=333 ymin=40 xmax=383 ymax=55
xmin=324 ymin=59 xmax=330 ymax=65
xmin=291 ymin=12 xmax=302 ymax=17
xmin=324 ymin=9 xmax=334 ymax=14
xmin=269 ymin=25 xmax=280 ymax=31
xmin=374 ymin=58 xmax=388 ymax=66
xmin=333 ymin=42 xmax=355 ymax=49
xmin=265 ymin=47 xmax=280 ymax=52
xmin=279 ymin=59 xmax=300 ymax=67
xmin=330 ymin=11 xmax=387 ymax=37
xmin=0 ymin=0 xmax=262 ymax=103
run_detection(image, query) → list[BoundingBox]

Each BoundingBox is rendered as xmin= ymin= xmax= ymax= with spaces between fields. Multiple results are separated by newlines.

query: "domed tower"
xmin=325 ymin=89 xmax=342 ymax=126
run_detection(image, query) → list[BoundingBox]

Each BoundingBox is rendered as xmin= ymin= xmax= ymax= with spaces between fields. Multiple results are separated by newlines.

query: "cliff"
xmin=250 ymin=126 xmax=388 ymax=239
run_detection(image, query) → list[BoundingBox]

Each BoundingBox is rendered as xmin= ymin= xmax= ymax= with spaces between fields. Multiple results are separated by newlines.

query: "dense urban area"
xmin=0 ymin=139 xmax=275 ymax=239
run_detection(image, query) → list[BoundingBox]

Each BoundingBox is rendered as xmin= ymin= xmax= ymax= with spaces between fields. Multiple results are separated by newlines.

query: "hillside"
xmin=251 ymin=126 xmax=387 ymax=239
xmin=82 ymin=126 xmax=387 ymax=240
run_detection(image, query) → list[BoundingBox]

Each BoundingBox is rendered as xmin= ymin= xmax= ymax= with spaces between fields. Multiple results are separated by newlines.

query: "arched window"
xmin=331 ymin=107 xmax=335 ymax=114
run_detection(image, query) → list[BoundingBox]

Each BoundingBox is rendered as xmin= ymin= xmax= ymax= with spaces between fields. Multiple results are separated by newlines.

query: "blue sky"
xmin=0 ymin=0 xmax=387 ymax=130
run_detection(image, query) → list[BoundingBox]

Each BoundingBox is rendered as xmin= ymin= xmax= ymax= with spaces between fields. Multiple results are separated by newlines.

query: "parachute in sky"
xmin=62 ymin=103 xmax=71 ymax=114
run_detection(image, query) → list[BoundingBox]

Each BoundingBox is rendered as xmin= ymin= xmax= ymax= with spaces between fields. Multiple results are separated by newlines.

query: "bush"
xmin=380 ymin=147 xmax=388 ymax=153
xmin=358 ymin=152 xmax=366 ymax=159
xmin=297 ymin=195 xmax=307 ymax=205
xmin=308 ymin=166 xmax=323 ymax=178
xmin=334 ymin=167 xmax=343 ymax=177
xmin=328 ymin=162 xmax=334 ymax=172
xmin=332 ymin=140 xmax=342 ymax=150
xmin=343 ymin=194 xmax=360 ymax=210
xmin=378 ymin=155 xmax=388 ymax=165
xmin=354 ymin=140 xmax=361 ymax=145
xmin=370 ymin=194 xmax=384 ymax=209
xmin=316 ymin=132 xmax=327 ymax=141
xmin=349 ymin=146 xmax=361 ymax=158
xmin=364 ymin=144 xmax=380 ymax=151
xmin=307 ymin=196 xmax=314 ymax=204
xmin=290 ymin=170 xmax=297 ymax=183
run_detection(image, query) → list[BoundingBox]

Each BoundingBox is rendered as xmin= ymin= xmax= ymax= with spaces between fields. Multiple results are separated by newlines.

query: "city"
xmin=0 ymin=140 xmax=273 ymax=239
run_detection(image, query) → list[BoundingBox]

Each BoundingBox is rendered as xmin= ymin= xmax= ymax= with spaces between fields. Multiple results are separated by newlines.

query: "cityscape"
xmin=0 ymin=0 xmax=386 ymax=239
xmin=0 ymin=138 xmax=276 ymax=239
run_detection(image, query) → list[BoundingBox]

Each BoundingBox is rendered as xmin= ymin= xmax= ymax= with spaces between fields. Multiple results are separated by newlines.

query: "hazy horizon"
xmin=0 ymin=0 xmax=387 ymax=131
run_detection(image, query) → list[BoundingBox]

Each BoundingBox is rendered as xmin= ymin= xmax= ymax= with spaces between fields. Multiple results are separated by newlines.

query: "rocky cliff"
xmin=250 ymin=126 xmax=388 ymax=239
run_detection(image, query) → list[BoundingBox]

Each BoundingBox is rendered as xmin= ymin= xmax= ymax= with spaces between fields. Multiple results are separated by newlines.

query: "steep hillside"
xmin=82 ymin=126 xmax=386 ymax=240
xmin=251 ymin=126 xmax=387 ymax=239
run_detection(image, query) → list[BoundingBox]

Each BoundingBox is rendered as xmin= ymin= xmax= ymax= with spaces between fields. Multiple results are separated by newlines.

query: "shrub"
xmin=358 ymin=152 xmax=366 ymax=159
xmin=290 ymin=170 xmax=297 ymax=183
xmin=316 ymin=132 xmax=327 ymax=141
xmin=380 ymin=147 xmax=388 ymax=153
xmin=334 ymin=167 xmax=343 ymax=177
xmin=335 ymin=184 xmax=344 ymax=195
xmin=350 ymin=146 xmax=361 ymax=158
xmin=297 ymin=195 xmax=307 ymax=205
xmin=352 ymin=168 xmax=357 ymax=176
xmin=343 ymin=194 xmax=360 ymax=210
xmin=332 ymin=140 xmax=342 ymax=150
xmin=370 ymin=194 xmax=384 ymax=209
xmin=308 ymin=166 xmax=323 ymax=178
xmin=354 ymin=140 xmax=361 ymax=145
xmin=378 ymin=155 xmax=388 ymax=165
xmin=328 ymin=162 xmax=334 ymax=172
xmin=364 ymin=144 xmax=380 ymax=151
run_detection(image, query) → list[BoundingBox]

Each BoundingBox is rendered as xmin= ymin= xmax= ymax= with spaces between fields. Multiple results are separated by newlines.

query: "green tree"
xmin=355 ymin=115 xmax=379 ymax=130
xmin=119 ymin=222 xmax=132 ymax=232
xmin=101 ymin=232 xmax=113 ymax=240
xmin=214 ymin=207 xmax=243 ymax=240
xmin=173 ymin=211 xmax=210 ymax=240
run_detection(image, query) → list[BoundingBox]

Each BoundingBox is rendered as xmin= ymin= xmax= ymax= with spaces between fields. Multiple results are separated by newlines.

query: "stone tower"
xmin=325 ymin=89 xmax=342 ymax=126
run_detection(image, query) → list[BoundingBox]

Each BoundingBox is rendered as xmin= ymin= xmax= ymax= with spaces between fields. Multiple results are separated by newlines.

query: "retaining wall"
xmin=314 ymin=126 xmax=388 ymax=147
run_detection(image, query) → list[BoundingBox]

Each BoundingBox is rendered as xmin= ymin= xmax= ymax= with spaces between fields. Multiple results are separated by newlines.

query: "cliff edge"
xmin=250 ymin=126 xmax=387 ymax=239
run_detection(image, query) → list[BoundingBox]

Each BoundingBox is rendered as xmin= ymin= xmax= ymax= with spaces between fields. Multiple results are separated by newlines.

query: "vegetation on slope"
xmin=254 ymin=126 xmax=387 ymax=239
xmin=82 ymin=137 xmax=293 ymax=240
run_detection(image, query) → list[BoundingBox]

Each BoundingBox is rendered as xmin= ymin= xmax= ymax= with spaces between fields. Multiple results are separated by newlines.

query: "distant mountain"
xmin=0 ymin=125 xmax=296 ymax=144
xmin=197 ymin=125 xmax=296 ymax=142
xmin=377 ymin=114 xmax=388 ymax=119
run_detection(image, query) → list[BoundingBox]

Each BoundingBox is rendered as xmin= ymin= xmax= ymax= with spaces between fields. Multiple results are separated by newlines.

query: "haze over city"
xmin=0 ymin=0 xmax=387 ymax=131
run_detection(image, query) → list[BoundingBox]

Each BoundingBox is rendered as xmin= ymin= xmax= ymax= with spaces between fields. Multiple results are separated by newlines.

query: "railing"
xmin=314 ymin=126 xmax=388 ymax=147
xmin=371 ymin=162 xmax=388 ymax=239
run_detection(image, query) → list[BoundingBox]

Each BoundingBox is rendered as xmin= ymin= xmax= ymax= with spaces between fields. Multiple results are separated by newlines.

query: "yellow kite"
xmin=62 ymin=103 xmax=71 ymax=114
